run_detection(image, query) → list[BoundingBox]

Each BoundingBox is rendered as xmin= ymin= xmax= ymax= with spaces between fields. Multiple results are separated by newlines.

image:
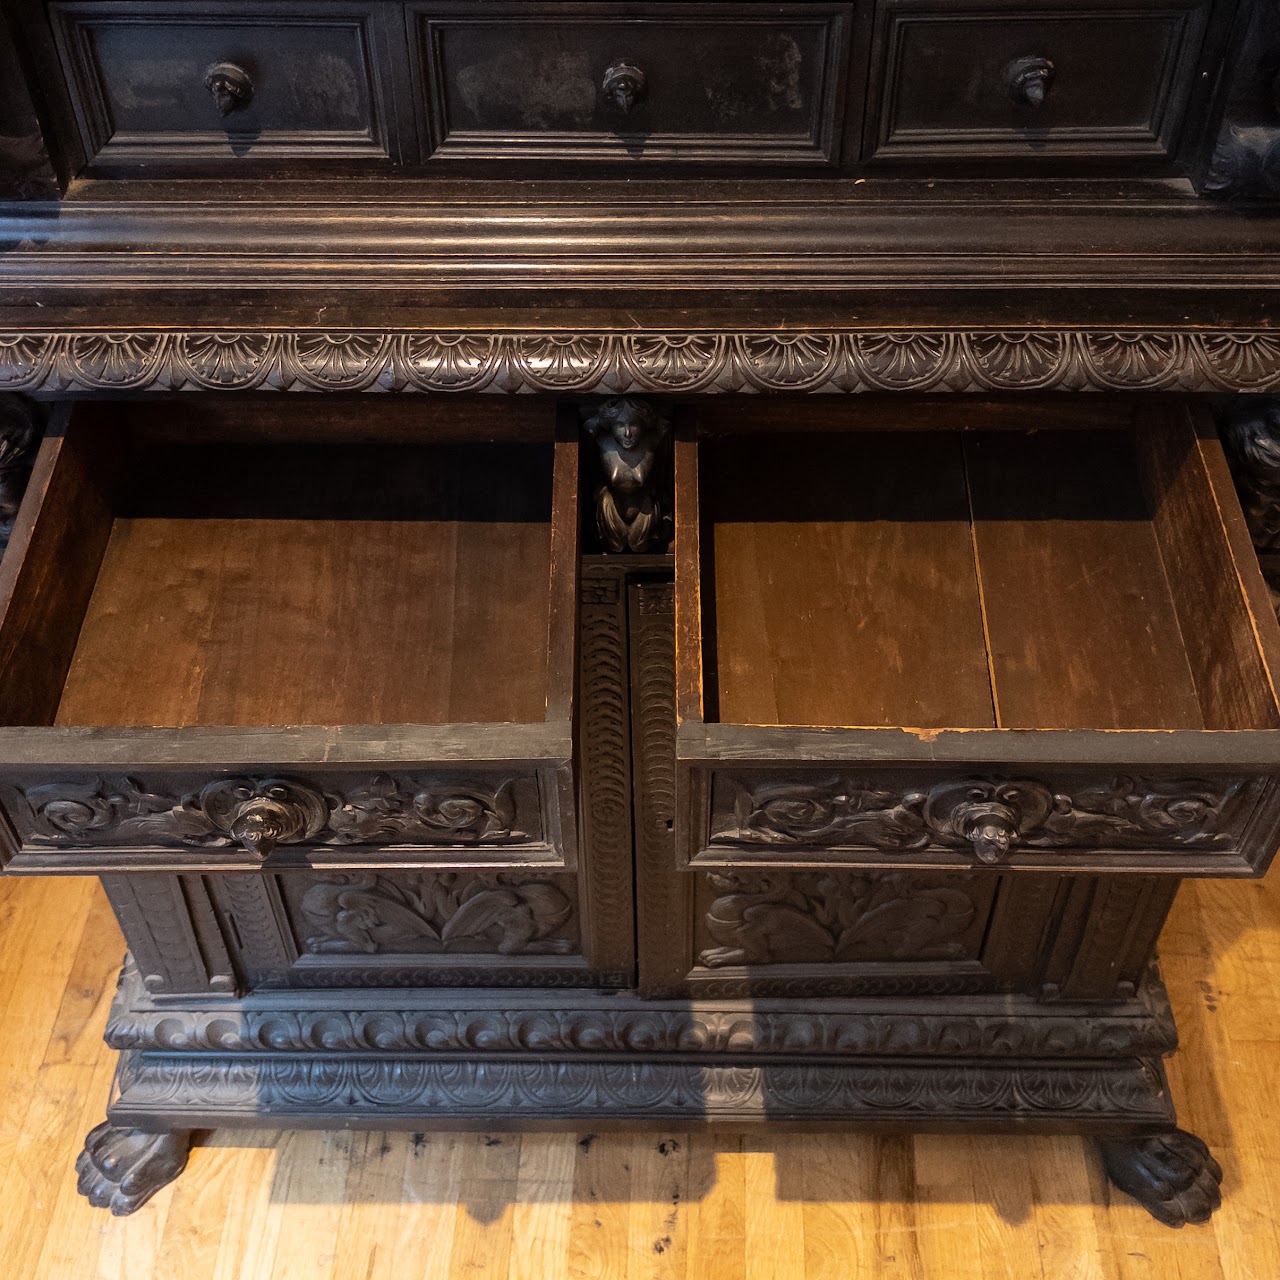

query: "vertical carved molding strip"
xmin=1205 ymin=0 xmax=1280 ymax=200
xmin=581 ymin=397 xmax=673 ymax=553
xmin=628 ymin=578 xmax=687 ymax=996
xmin=577 ymin=563 xmax=638 ymax=981
xmin=1220 ymin=396 xmax=1280 ymax=617
xmin=0 ymin=393 xmax=42 ymax=558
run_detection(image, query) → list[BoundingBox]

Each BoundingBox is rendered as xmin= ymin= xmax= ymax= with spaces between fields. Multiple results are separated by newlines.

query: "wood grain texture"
xmin=2 ymin=872 xmax=1279 ymax=1277
xmin=51 ymin=438 xmax=557 ymax=729
xmin=702 ymin=432 xmax=994 ymax=729
xmin=965 ymin=429 xmax=1206 ymax=731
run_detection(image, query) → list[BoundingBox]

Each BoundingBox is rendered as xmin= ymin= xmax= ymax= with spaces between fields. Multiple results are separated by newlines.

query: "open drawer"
xmin=675 ymin=402 xmax=1280 ymax=877
xmin=0 ymin=400 xmax=578 ymax=874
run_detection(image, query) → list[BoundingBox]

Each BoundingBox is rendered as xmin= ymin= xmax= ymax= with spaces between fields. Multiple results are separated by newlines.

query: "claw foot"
xmin=1099 ymin=1127 xmax=1223 ymax=1226
xmin=75 ymin=1122 xmax=192 ymax=1215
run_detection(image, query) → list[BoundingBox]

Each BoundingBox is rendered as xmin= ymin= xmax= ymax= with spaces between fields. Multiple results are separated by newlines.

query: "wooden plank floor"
xmin=1 ymin=873 xmax=1277 ymax=1280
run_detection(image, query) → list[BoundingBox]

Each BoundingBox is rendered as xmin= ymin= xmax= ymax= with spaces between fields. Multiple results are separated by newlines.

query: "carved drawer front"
xmin=407 ymin=2 xmax=855 ymax=167
xmin=674 ymin=402 xmax=1280 ymax=877
xmin=865 ymin=0 xmax=1215 ymax=171
xmin=48 ymin=0 xmax=407 ymax=172
xmin=0 ymin=399 xmax=579 ymax=874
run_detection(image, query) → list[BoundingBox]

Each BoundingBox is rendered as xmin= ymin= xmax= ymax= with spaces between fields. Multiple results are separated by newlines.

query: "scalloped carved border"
xmin=111 ymin=1053 xmax=1174 ymax=1125
xmin=4 ymin=330 xmax=1280 ymax=394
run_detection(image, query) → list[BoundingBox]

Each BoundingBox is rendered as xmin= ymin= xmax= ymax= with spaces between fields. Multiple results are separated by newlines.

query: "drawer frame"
xmin=0 ymin=407 xmax=581 ymax=875
xmin=673 ymin=404 xmax=1280 ymax=878
xmin=46 ymin=0 xmax=413 ymax=172
xmin=863 ymin=0 xmax=1222 ymax=174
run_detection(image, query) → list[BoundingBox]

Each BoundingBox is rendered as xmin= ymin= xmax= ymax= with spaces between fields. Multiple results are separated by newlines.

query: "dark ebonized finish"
xmin=0 ymin=0 xmax=1278 ymax=1235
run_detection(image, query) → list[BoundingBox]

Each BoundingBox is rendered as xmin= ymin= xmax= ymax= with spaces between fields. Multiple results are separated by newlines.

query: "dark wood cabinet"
xmin=1 ymin=0 xmax=1279 ymax=1235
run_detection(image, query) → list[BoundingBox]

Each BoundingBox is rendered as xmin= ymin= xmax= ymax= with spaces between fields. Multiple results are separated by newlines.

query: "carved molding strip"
xmin=112 ymin=1053 xmax=1173 ymax=1124
xmin=104 ymin=961 xmax=1177 ymax=1060
xmin=4 ymin=330 xmax=1280 ymax=394
xmin=15 ymin=773 xmax=538 ymax=856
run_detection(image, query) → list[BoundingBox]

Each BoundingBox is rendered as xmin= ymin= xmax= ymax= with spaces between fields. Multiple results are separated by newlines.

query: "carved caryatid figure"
xmin=581 ymin=396 xmax=672 ymax=553
xmin=0 ymin=394 xmax=41 ymax=555
xmin=1222 ymin=397 xmax=1280 ymax=548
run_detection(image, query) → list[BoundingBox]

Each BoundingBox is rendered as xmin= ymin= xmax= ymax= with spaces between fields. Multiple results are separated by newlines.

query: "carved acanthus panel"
xmin=10 ymin=772 xmax=542 ymax=857
xmin=288 ymin=871 xmax=578 ymax=957
xmin=705 ymin=772 xmax=1260 ymax=866
xmin=694 ymin=870 xmax=991 ymax=968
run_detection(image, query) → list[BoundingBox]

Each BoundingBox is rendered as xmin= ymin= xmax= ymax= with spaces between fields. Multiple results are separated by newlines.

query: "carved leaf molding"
xmin=17 ymin=774 xmax=535 ymax=853
xmin=698 ymin=870 xmax=980 ymax=967
xmin=712 ymin=775 xmax=1248 ymax=864
xmin=298 ymin=872 xmax=576 ymax=956
xmin=113 ymin=1056 xmax=1172 ymax=1124
xmin=5 ymin=330 xmax=1280 ymax=394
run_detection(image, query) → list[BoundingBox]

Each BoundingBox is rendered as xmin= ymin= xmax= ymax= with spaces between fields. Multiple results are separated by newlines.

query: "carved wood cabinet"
xmin=2 ymin=0 xmax=1280 ymax=1231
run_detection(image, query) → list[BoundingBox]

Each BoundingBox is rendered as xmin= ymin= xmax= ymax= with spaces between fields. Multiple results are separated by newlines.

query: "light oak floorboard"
xmin=0 ymin=878 xmax=1277 ymax=1278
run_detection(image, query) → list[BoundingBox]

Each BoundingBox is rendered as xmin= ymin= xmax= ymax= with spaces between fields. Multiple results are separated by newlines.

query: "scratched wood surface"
xmin=0 ymin=872 xmax=1275 ymax=1280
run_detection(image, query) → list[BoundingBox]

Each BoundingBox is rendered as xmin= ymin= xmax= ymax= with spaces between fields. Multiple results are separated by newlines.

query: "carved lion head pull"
xmin=924 ymin=780 xmax=1055 ymax=867
xmin=199 ymin=779 xmax=329 ymax=859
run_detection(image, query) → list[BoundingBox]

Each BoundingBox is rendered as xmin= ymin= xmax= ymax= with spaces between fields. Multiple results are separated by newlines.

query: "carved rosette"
xmin=14 ymin=773 xmax=537 ymax=854
xmin=711 ymin=774 xmax=1247 ymax=865
xmin=5 ymin=330 xmax=1280 ymax=394
xmin=297 ymin=872 xmax=577 ymax=956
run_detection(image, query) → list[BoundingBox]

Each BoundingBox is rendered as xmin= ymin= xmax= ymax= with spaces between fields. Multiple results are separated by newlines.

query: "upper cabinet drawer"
xmin=0 ymin=400 xmax=578 ymax=875
xmin=49 ymin=1 xmax=407 ymax=171
xmin=674 ymin=402 xmax=1280 ymax=878
xmin=407 ymin=2 xmax=856 ymax=167
xmin=865 ymin=0 xmax=1212 ymax=170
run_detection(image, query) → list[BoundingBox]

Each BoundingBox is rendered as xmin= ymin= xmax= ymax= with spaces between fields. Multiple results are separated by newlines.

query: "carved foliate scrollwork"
xmin=298 ymin=872 xmax=576 ymax=955
xmin=581 ymin=396 xmax=672 ymax=553
xmin=711 ymin=774 xmax=1245 ymax=863
xmin=17 ymin=773 xmax=535 ymax=853
xmin=698 ymin=871 xmax=980 ymax=967
xmin=111 ymin=1054 xmax=1174 ymax=1127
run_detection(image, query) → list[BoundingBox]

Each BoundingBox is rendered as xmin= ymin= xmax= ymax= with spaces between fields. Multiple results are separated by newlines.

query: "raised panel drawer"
xmin=865 ymin=0 xmax=1212 ymax=169
xmin=49 ymin=0 xmax=404 ymax=171
xmin=0 ymin=400 xmax=578 ymax=874
xmin=408 ymin=1 xmax=855 ymax=167
xmin=674 ymin=402 xmax=1280 ymax=877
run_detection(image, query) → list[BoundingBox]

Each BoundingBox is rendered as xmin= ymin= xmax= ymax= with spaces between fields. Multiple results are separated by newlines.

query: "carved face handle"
xmin=1003 ymin=55 xmax=1055 ymax=108
xmin=602 ymin=63 xmax=647 ymax=116
xmin=204 ymin=62 xmax=254 ymax=116
xmin=955 ymin=803 xmax=1020 ymax=865
xmin=226 ymin=795 xmax=308 ymax=858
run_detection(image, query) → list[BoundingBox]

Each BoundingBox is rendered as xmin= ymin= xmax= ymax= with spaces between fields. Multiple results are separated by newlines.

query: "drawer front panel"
xmin=867 ymin=0 xmax=1210 ymax=166
xmin=0 ymin=766 xmax=573 ymax=873
xmin=50 ymin=1 xmax=397 ymax=167
xmin=411 ymin=2 xmax=853 ymax=165
xmin=682 ymin=764 xmax=1280 ymax=876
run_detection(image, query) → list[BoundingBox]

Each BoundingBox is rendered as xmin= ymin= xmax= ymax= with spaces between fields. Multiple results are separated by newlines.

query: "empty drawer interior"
xmin=1 ymin=401 xmax=562 ymax=731
xmin=696 ymin=421 xmax=1280 ymax=734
